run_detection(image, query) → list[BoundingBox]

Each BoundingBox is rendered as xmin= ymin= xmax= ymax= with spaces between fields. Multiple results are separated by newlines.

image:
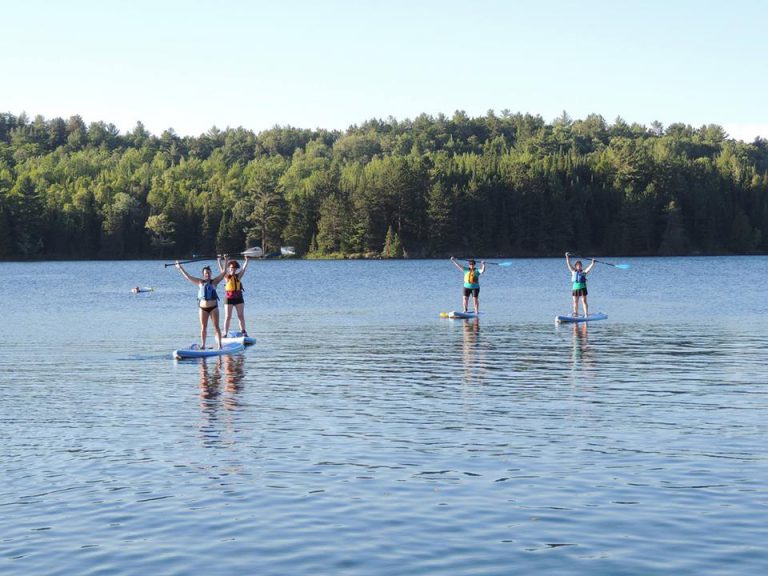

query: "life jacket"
xmin=571 ymin=270 xmax=587 ymax=289
xmin=198 ymin=280 xmax=219 ymax=301
xmin=464 ymin=268 xmax=480 ymax=287
xmin=225 ymin=274 xmax=243 ymax=299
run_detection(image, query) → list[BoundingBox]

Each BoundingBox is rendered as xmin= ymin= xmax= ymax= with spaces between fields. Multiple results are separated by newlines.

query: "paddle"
xmin=240 ymin=246 xmax=263 ymax=257
xmin=570 ymin=254 xmax=631 ymax=270
xmin=163 ymin=255 xmax=215 ymax=268
xmin=456 ymin=257 xmax=512 ymax=267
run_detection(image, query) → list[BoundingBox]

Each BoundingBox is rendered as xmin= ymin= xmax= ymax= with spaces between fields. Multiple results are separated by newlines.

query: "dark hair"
xmin=201 ymin=266 xmax=212 ymax=274
xmin=468 ymin=260 xmax=476 ymax=265
xmin=227 ymin=260 xmax=240 ymax=269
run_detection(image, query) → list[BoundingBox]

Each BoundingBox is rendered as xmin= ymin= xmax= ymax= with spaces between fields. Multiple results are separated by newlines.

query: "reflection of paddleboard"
xmin=131 ymin=287 xmax=153 ymax=293
xmin=173 ymin=341 xmax=244 ymax=360
xmin=222 ymin=332 xmax=256 ymax=346
xmin=441 ymin=311 xmax=481 ymax=319
xmin=555 ymin=312 xmax=607 ymax=324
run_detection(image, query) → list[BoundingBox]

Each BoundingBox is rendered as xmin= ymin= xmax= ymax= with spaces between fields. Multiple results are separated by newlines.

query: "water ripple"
xmin=2 ymin=259 xmax=768 ymax=574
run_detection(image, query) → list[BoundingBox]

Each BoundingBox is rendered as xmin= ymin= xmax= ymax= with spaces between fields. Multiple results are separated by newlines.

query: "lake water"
xmin=1 ymin=256 xmax=767 ymax=575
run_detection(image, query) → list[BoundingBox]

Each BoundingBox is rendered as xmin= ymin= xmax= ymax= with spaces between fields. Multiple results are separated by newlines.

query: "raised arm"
xmin=450 ymin=256 xmax=464 ymax=272
xmin=479 ymin=261 xmax=486 ymax=274
xmin=565 ymin=252 xmax=574 ymax=272
xmin=239 ymin=255 xmax=251 ymax=278
xmin=217 ymin=254 xmax=227 ymax=273
xmin=176 ymin=262 xmax=201 ymax=285
xmin=584 ymin=259 xmax=596 ymax=274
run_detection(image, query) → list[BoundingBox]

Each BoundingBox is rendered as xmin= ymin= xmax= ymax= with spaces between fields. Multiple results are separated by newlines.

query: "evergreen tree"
xmin=0 ymin=110 xmax=767 ymax=260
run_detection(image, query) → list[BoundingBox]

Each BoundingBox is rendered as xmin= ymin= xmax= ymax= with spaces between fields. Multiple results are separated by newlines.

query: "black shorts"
xmin=225 ymin=297 xmax=244 ymax=305
xmin=572 ymin=287 xmax=588 ymax=297
xmin=463 ymin=287 xmax=480 ymax=297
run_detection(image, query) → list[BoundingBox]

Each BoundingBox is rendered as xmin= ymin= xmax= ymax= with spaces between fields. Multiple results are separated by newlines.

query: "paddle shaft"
xmin=164 ymin=256 xmax=215 ymax=268
xmin=168 ymin=249 xmax=260 ymax=267
xmin=456 ymin=257 xmax=511 ymax=267
xmin=570 ymin=254 xmax=626 ymax=268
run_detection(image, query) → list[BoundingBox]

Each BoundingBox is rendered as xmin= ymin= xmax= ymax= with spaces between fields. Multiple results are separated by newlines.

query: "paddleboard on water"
xmin=222 ymin=332 xmax=256 ymax=346
xmin=131 ymin=287 xmax=153 ymax=294
xmin=441 ymin=311 xmax=481 ymax=319
xmin=555 ymin=312 xmax=607 ymax=324
xmin=173 ymin=341 xmax=245 ymax=360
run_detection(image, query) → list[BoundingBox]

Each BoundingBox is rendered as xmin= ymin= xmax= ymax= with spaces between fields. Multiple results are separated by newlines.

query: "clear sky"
xmin=3 ymin=0 xmax=767 ymax=141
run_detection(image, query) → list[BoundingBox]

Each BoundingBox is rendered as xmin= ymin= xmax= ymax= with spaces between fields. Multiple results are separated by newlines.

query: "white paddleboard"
xmin=441 ymin=311 xmax=481 ymax=319
xmin=222 ymin=332 xmax=256 ymax=346
xmin=173 ymin=341 xmax=245 ymax=360
xmin=555 ymin=312 xmax=607 ymax=324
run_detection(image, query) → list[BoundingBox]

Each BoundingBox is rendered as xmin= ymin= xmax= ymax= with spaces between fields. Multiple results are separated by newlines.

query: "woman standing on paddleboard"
xmin=450 ymin=257 xmax=486 ymax=314
xmin=565 ymin=252 xmax=595 ymax=317
xmin=217 ymin=254 xmax=251 ymax=338
xmin=175 ymin=262 xmax=226 ymax=350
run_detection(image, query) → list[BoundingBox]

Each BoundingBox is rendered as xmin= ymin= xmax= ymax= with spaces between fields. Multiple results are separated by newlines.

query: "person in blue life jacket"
xmin=217 ymin=254 xmax=252 ymax=337
xmin=565 ymin=252 xmax=596 ymax=317
xmin=450 ymin=256 xmax=486 ymax=313
xmin=175 ymin=262 xmax=226 ymax=350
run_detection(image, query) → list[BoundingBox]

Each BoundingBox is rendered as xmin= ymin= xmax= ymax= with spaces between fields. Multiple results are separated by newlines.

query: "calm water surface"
xmin=1 ymin=257 xmax=767 ymax=575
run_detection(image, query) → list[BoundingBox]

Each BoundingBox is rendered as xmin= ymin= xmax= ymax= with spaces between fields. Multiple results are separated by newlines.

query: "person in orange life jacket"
xmin=175 ymin=262 xmax=226 ymax=350
xmin=217 ymin=254 xmax=252 ymax=337
xmin=565 ymin=252 xmax=596 ymax=317
xmin=450 ymin=256 xmax=486 ymax=313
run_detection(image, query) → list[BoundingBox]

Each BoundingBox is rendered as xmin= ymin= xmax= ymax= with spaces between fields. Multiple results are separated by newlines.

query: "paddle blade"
xmin=497 ymin=261 xmax=513 ymax=267
xmin=615 ymin=264 xmax=631 ymax=270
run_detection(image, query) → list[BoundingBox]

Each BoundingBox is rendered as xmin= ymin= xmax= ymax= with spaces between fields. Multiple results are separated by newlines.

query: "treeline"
xmin=1 ymin=110 xmax=767 ymax=260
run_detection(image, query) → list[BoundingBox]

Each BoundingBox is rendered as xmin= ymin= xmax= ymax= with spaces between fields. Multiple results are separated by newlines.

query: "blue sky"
xmin=3 ymin=0 xmax=767 ymax=141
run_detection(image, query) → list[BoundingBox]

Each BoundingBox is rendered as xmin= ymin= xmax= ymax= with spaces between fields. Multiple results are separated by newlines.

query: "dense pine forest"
xmin=1 ymin=110 xmax=767 ymax=260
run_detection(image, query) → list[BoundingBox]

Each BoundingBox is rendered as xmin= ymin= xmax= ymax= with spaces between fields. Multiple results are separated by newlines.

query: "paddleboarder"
xmin=565 ymin=252 xmax=596 ymax=317
xmin=450 ymin=257 xmax=486 ymax=314
xmin=175 ymin=262 xmax=226 ymax=350
xmin=217 ymin=254 xmax=252 ymax=338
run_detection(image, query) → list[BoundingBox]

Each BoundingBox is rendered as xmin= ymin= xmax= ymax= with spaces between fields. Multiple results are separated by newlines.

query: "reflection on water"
xmin=199 ymin=354 xmax=246 ymax=405
xmin=198 ymin=355 xmax=246 ymax=447
xmin=569 ymin=322 xmax=593 ymax=370
xmin=461 ymin=318 xmax=482 ymax=386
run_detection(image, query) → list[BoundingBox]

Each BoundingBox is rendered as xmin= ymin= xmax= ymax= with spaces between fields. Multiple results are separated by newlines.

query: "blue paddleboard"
xmin=555 ymin=312 xmax=607 ymax=324
xmin=173 ymin=341 xmax=245 ymax=360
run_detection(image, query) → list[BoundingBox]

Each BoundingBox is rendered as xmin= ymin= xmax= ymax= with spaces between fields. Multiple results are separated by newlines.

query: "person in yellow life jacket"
xmin=450 ymin=256 xmax=486 ymax=314
xmin=565 ymin=252 xmax=596 ymax=317
xmin=217 ymin=254 xmax=252 ymax=337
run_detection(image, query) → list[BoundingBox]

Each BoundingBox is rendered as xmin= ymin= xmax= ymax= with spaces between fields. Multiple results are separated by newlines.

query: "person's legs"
xmin=581 ymin=295 xmax=589 ymax=317
xmin=210 ymin=308 xmax=222 ymax=349
xmin=235 ymin=303 xmax=247 ymax=334
xmin=572 ymin=294 xmax=579 ymax=316
xmin=223 ymin=304 xmax=234 ymax=335
xmin=472 ymin=289 xmax=480 ymax=313
xmin=198 ymin=308 xmax=209 ymax=348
